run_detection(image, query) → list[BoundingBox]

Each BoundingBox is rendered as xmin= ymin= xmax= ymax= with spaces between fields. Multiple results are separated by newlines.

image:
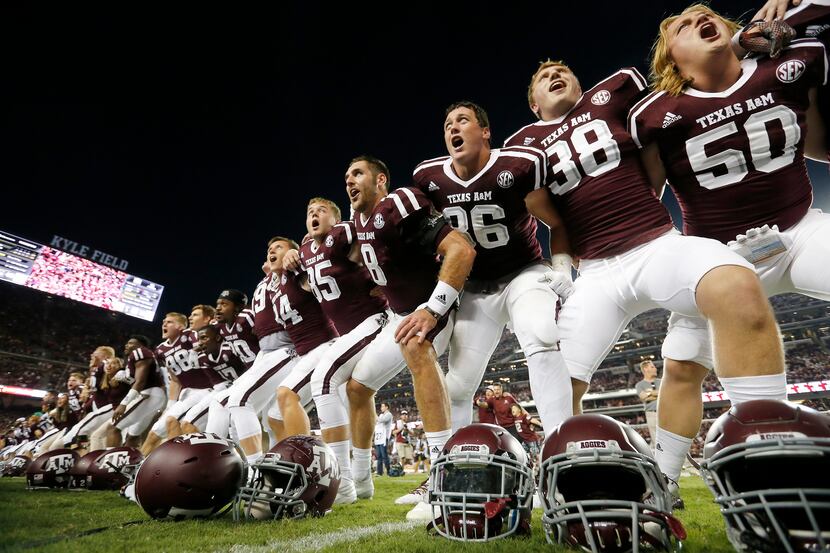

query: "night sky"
xmin=3 ymin=1 xmax=828 ymax=322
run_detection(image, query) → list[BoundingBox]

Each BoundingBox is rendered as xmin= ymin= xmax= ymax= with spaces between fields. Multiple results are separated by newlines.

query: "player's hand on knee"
xmin=112 ymin=404 xmax=126 ymax=423
xmin=538 ymin=270 xmax=574 ymax=300
xmin=394 ymin=309 xmax=437 ymax=346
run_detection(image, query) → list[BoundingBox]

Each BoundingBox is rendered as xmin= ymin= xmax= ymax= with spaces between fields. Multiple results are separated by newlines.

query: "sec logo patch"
xmin=776 ymin=59 xmax=805 ymax=83
xmin=325 ymin=235 xmax=334 ymax=247
xmin=591 ymin=90 xmax=611 ymax=105
xmin=497 ymin=171 xmax=514 ymax=189
xmin=374 ymin=213 xmax=385 ymax=229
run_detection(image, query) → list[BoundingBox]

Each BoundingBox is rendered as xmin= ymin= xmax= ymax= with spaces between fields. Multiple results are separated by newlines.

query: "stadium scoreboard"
xmin=0 ymin=229 xmax=163 ymax=321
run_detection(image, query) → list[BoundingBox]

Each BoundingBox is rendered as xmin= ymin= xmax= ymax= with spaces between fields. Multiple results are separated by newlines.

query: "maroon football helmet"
xmin=427 ymin=423 xmax=534 ymax=541
xmin=134 ymin=433 xmax=246 ymax=520
xmin=86 ymin=447 xmax=144 ymax=490
xmin=539 ymin=415 xmax=685 ymax=552
xmin=3 ymin=455 xmax=31 ymax=477
xmin=69 ymin=450 xmax=104 ymax=489
xmin=234 ymin=435 xmax=341 ymax=521
xmin=701 ymin=399 xmax=830 ymax=553
xmin=26 ymin=448 xmax=80 ymax=489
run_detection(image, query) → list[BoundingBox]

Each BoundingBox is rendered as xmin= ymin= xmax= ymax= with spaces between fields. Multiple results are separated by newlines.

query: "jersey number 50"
xmin=685 ymin=105 xmax=799 ymax=190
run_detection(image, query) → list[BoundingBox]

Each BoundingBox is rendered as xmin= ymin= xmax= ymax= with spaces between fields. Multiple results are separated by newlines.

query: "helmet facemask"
xmin=234 ymin=453 xmax=311 ymax=521
xmin=702 ymin=437 xmax=830 ymax=553
xmin=428 ymin=443 xmax=534 ymax=541
xmin=540 ymin=440 xmax=683 ymax=552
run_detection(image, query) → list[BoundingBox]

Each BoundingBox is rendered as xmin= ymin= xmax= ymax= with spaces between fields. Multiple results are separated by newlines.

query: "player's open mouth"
xmin=311 ymin=218 xmax=320 ymax=230
xmin=549 ymin=80 xmax=566 ymax=93
xmin=349 ymin=189 xmax=360 ymax=201
xmin=269 ymin=256 xmax=277 ymax=263
xmin=699 ymin=21 xmax=718 ymax=40
xmin=451 ymin=136 xmax=464 ymax=151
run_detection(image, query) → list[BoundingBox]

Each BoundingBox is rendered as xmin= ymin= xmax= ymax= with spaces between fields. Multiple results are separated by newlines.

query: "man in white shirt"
xmin=373 ymin=402 xmax=393 ymax=476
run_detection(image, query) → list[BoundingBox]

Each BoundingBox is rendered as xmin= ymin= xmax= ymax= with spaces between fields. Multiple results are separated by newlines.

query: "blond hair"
xmin=527 ymin=59 xmax=569 ymax=116
xmin=96 ymin=346 xmax=115 ymax=358
xmin=165 ymin=312 xmax=188 ymax=327
xmin=308 ymin=197 xmax=342 ymax=223
xmin=650 ymin=4 xmax=741 ymax=96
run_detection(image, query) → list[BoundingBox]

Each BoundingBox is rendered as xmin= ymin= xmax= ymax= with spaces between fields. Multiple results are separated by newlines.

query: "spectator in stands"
xmin=635 ymin=360 xmax=661 ymax=447
xmin=392 ymin=410 xmax=414 ymax=470
xmin=474 ymin=387 xmax=495 ymax=424
xmin=510 ymin=404 xmax=542 ymax=461
xmin=373 ymin=402 xmax=393 ymax=476
xmin=477 ymin=383 xmax=520 ymax=439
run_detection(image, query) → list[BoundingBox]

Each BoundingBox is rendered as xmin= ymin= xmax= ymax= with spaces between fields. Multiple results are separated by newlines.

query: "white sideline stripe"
xmin=226 ymin=520 xmax=420 ymax=553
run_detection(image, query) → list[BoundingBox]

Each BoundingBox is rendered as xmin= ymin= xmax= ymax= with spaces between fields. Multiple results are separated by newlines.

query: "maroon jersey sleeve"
xmin=354 ymin=188 xmax=450 ymax=314
xmin=127 ymin=346 xmax=163 ymax=390
xmin=273 ymin=271 xmax=338 ymax=356
xmin=299 ymin=222 xmax=387 ymax=335
xmin=630 ymin=42 xmax=827 ymax=242
xmin=506 ymin=68 xmax=673 ymax=259
xmin=413 ymin=148 xmax=546 ymax=279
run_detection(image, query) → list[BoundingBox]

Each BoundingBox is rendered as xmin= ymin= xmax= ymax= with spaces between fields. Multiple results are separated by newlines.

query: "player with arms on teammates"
xmin=279 ymin=196 xmax=390 ymax=502
xmin=413 ymin=101 xmax=572 ymax=438
xmin=342 ymin=155 xmax=476 ymax=519
xmin=629 ymin=1 xmax=830 ymax=497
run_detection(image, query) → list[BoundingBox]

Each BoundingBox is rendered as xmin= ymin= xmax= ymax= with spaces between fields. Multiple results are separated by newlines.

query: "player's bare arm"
xmin=525 ymin=187 xmax=575 ymax=299
xmin=805 ymin=87 xmax=829 ymax=162
xmin=394 ymin=229 xmax=475 ymax=346
xmin=639 ymin=143 xmax=668 ymax=198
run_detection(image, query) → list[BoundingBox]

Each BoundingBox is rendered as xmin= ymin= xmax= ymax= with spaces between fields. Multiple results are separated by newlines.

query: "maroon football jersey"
xmin=630 ymin=42 xmax=827 ymax=243
xmin=252 ymin=273 xmax=284 ymax=340
xmin=155 ymin=333 xmax=212 ymax=390
xmin=506 ymin=68 xmax=674 ymax=259
xmin=197 ymin=343 xmax=248 ymax=386
xmin=486 ymin=393 xmax=518 ymax=427
xmin=514 ymin=413 xmax=540 ymax=442
xmin=218 ymin=309 xmax=261 ymax=368
xmin=353 ymin=187 xmax=452 ymax=314
xmin=273 ymin=270 xmax=338 ymax=356
xmin=298 ymin=222 xmax=388 ymax=334
xmin=126 ymin=345 xmax=164 ymax=390
xmin=413 ymin=147 xmax=545 ymax=279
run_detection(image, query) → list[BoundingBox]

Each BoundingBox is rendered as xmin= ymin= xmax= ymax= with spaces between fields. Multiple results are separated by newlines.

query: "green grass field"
xmin=0 ymin=474 xmax=733 ymax=553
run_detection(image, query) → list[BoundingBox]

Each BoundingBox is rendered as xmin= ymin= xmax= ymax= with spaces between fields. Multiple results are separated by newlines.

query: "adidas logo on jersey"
xmin=428 ymin=181 xmax=439 ymax=192
xmin=522 ymin=137 xmax=535 ymax=146
xmin=435 ymin=293 xmax=447 ymax=305
xmin=662 ymin=112 xmax=682 ymax=128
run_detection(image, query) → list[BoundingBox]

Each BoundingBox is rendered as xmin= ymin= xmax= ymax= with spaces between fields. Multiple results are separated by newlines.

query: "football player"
xmin=49 ymin=347 xmax=119 ymax=452
xmin=179 ymin=324 xmax=248 ymax=434
xmin=219 ymin=244 xmax=303 ymax=467
xmin=109 ymin=335 xmax=167 ymax=448
xmin=279 ymin=196 xmax=389 ymax=501
xmin=506 ymin=55 xmax=783 ymax=502
xmin=414 ymin=101 xmax=572 ymax=435
xmin=344 ymin=155 xmax=477 ymax=520
xmin=140 ymin=312 xmax=213 ymax=455
xmin=629 ymin=2 xmax=830 ymax=494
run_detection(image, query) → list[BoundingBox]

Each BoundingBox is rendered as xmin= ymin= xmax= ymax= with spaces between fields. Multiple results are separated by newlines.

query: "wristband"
xmin=425 ymin=280 xmax=458 ymax=317
xmin=121 ymin=389 xmax=140 ymax=406
xmin=551 ymin=253 xmax=573 ymax=273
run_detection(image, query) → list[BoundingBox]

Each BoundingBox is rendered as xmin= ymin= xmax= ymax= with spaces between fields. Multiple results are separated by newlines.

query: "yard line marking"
xmin=226 ymin=520 xmax=420 ymax=553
